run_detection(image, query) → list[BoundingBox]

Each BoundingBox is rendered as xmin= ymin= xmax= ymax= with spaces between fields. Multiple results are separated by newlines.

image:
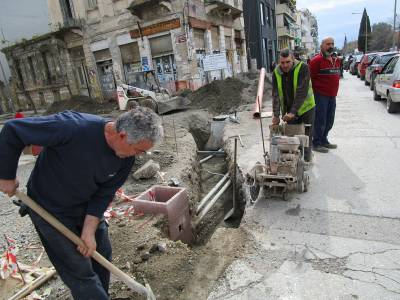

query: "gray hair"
xmin=115 ymin=107 xmax=164 ymax=145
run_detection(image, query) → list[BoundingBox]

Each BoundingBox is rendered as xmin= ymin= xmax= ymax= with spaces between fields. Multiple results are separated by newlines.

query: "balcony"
xmin=277 ymin=26 xmax=295 ymax=39
xmin=279 ymin=0 xmax=296 ymax=8
xmin=276 ymin=4 xmax=297 ymax=22
xmin=128 ymin=0 xmax=173 ymax=18
xmin=63 ymin=17 xmax=84 ymax=28
xmin=204 ymin=0 xmax=243 ymax=20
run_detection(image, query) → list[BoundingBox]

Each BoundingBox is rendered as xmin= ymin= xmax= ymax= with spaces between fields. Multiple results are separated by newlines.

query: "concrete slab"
xmin=214 ymin=73 xmax=400 ymax=299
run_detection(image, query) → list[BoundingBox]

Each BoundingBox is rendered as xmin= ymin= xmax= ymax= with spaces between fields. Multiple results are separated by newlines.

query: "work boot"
xmin=313 ymin=145 xmax=329 ymax=153
xmin=322 ymin=143 xmax=337 ymax=149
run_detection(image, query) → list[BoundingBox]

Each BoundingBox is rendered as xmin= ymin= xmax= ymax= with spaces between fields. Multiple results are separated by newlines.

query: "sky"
xmin=297 ymin=0 xmax=396 ymax=48
xmin=0 ymin=0 xmax=49 ymax=81
xmin=0 ymin=0 xmax=397 ymax=80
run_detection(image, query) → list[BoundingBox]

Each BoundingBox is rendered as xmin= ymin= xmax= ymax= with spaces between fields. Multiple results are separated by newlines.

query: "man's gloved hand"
xmin=283 ymin=113 xmax=296 ymax=122
xmin=272 ymin=116 xmax=280 ymax=125
xmin=0 ymin=179 xmax=19 ymax=197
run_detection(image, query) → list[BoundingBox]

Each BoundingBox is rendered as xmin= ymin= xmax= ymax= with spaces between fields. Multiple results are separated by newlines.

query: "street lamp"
xmin=352 ymin=12 xmax=368 ymax=53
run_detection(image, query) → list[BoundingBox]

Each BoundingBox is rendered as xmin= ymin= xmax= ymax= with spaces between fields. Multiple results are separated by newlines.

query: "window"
xmin=260 ymin=3 xmax=265 ymax=26
xmin=383 ymin=57 xmax=399 ymax=74
xmin=381 ymin=54 xmax=396 ymax=65
xmin=266 ymin=6 xmax=271 ymax=26
xmin=262 ymin=38 xmax=267 ymax=67
xmin=87 ymin=0 xmax=98 ymax=9
xmin=271 ymin=9 xmax=275 ymax=28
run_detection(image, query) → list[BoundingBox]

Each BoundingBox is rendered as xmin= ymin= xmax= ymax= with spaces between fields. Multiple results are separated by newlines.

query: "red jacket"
xmin=14 ymin=112 xmax=25 ymax=119
xmin=309 ymin=53 xmax=341 ymax=97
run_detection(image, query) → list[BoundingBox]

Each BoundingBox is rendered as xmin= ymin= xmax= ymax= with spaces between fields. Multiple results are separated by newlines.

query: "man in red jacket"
xmin=309 ymin=37 xmax=341 ymax=153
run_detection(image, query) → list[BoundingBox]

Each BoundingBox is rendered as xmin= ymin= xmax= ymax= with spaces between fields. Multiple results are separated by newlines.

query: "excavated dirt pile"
xmin=188 ymin=78 xmax=249 ymax=114
xmin=46 ymin=96 xmax=116 ymax=115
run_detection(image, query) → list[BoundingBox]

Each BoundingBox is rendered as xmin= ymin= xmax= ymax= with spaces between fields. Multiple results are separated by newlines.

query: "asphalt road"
xmin=211 ymin=72 xmax=400 ymax=299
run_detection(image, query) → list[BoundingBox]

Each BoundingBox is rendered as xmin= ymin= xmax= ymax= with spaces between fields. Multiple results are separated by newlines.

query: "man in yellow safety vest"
xmin=272 ymin=48 xmax=316 ymax=162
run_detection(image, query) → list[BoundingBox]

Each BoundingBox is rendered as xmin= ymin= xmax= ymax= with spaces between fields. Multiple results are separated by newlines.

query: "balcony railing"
xmin=204 ymin=0 xmax=243 ymax=19
xmin=277 ymin=26 xmax=295 ymax=38
xmin=128 ymin=0 xmax=173 ymax=18
xmin=276 ymin=4 xmax=297 ymax=21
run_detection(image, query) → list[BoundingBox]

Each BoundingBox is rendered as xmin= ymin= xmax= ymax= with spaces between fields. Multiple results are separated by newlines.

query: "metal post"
xmin=365 ymin=15 xmax=368 ymax=53
xmin=394 ymin=0 xmax=398 ymax=49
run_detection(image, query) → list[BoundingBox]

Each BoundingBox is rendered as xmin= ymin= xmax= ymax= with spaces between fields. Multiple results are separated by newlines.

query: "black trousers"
xmin=287 ymin=107 xmax=315 ymax=162
xmin=27 ymin=196 xmax=112 ymax=300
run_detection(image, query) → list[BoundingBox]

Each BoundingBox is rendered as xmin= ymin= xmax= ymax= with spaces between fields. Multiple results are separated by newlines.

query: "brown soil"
xmin=45 ymin=96 xmax=117 ymax=115
xmin=2 ymin=73 xmax=267 ymax=300
xmin=188 ymin=77 xmax=249 ymax=114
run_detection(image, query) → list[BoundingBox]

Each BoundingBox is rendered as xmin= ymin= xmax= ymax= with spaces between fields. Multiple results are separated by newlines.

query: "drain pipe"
xmin=199 ymin=148 xmax=223 ymax=164
xmin=194 ymin=179 xmax=232 ymax=227
xmin=196 ymin=172 xmax=229 ymax=214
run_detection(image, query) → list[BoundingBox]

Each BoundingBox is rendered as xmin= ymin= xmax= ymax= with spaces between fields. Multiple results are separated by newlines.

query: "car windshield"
xmin=356 ymin=55 xmax=363 ymax=62
xmin=368 ymin=55 xmax=377 ymax=63
xmin=381 ymin=54 xmax=396 ymax=65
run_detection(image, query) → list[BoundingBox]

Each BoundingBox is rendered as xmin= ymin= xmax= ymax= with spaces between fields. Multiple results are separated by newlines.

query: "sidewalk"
xmin=211 ymin=73 xmax=400 ymax=300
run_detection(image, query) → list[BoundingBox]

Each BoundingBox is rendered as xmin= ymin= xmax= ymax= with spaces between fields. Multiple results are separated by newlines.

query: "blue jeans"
xmin=313 ymin=93 xmax=336 ymax=147
xmin=28 ymin=206 xmax=111 ymax=300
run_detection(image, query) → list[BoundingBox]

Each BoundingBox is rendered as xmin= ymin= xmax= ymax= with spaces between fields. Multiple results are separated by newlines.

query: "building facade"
xmin=297 ymin=9 xmax=318 ymax=58
xmin=48 ymin=0 xmax=248 ymax=101
xmin=243 ymin=0 xmax=277 ymax=70
xmin=1 ymin=28 xmax=87 ymax=110
xmin=276 ymin=0 xmax=297 ymax=51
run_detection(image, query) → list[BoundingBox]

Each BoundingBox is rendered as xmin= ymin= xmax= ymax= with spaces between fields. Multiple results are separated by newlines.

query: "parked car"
xmin=350 ymin=55 xmax=363 ymax=76
xmin=374 ymin=54 xmax=400 ymax=113
xmin=365 ymin=52 xmax=397 ymax=90
xmin=357 ymin=53 xmax=379 ymax=80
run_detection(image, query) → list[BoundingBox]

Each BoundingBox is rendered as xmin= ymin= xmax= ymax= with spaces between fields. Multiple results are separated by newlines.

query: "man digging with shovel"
xmin=0 ymin=107 xmax=163 ymax=299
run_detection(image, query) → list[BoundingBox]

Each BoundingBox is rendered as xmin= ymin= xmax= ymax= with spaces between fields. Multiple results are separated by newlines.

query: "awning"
xmin=149 ymin=34 xmax=173 ymax=57
xmin=120 ymin=42 xmax=140 ymax=64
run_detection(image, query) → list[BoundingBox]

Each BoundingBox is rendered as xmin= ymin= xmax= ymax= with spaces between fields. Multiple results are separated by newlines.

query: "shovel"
xmin=224 ymin=138 xmax=238 ymax=221
xmin=13 ymin=190 xmax=156 ymax=300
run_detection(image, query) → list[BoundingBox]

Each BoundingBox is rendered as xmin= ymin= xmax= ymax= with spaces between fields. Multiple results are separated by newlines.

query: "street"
xmin=210 ymin=72 xmax=400 ymax=299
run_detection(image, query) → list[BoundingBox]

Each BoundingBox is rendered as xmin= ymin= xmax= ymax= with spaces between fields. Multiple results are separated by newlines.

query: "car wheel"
xmin=373 ymin=86 xmax=381 ymax=101
xmin=357 ymin=73 xmax=360 ymax=78
xmin=387 ymin=93 xmax=397 ymax=113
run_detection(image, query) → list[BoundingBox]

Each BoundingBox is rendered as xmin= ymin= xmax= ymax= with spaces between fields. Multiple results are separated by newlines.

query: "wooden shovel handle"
xmin=14 ymin=190 xmax=154 ymax=298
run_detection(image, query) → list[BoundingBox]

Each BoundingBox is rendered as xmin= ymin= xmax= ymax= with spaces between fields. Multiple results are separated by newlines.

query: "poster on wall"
xmin=141 ymin=57 xmax=150 ymax=71
xmin=202 ymin=54 xmax=228 ymax=72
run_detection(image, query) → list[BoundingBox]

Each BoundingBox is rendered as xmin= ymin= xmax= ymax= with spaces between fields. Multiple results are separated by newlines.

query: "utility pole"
xmin=394 ymin=0 xmax=398 ymax=49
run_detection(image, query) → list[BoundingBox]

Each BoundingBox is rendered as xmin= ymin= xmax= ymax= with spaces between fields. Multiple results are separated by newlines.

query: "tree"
xmin=370 ymin=22 xmax=394 ymax=51
xmin=342 ymin=35 xmax=348 ymax=54
xmin=358 ymin=8 xmax=372 ymax=53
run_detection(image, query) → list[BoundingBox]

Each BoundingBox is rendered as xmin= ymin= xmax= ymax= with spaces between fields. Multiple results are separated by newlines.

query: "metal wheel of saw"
xmin=140 ymin=97 xmax=158 ymax=113
xmin=247 ymin=177 xmax=261 ymax=204
xmin=296 ymin=159 xmax=305 ymax=193
xmin=303 ymin=174 xmax=309 ymax=193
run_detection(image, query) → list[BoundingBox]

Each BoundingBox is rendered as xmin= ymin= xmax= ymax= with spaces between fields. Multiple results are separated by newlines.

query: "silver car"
xmin=374 ymin=54 xmax=400 ymax=113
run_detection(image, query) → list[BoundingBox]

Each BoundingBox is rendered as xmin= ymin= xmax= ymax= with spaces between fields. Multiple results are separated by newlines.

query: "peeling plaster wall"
xmin=3 ymin=36 xmax=75 ymax=109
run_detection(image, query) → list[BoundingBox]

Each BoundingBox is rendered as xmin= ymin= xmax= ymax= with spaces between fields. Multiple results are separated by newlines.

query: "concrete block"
xmin=133 ymin=185 xmax=193 ymax=244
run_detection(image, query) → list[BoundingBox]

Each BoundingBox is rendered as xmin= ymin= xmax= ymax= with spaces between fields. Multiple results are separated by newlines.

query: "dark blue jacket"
xmin=0 ymin=111 xmax=134 ymax=218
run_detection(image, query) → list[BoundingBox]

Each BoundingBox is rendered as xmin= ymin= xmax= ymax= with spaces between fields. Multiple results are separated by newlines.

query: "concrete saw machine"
xmin=247 ymin=123 xmax=310 ymax=202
